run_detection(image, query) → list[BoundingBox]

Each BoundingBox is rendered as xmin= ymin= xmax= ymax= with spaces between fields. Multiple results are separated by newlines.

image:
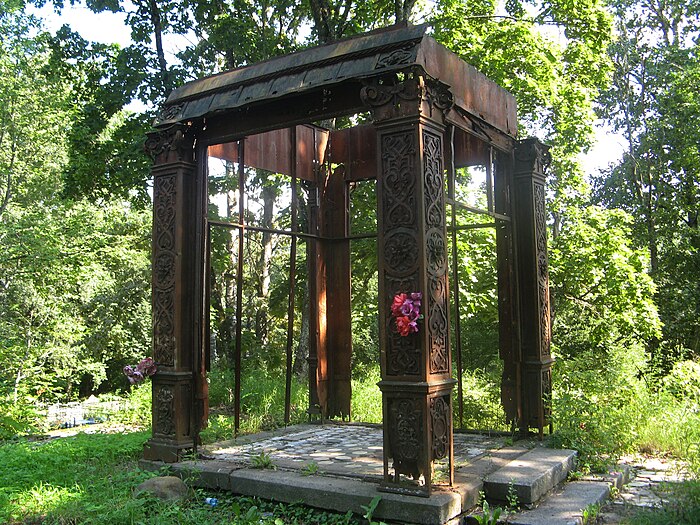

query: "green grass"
xmin=351 ymin=367 xmax=382 ymax=423
xmin=0 ymin=432 xmax=366 ymax=524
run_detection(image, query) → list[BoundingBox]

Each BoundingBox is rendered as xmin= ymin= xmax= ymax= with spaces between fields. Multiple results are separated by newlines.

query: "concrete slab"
xmin=507 ymin=481 xmax=610 ymax=525
xmin=143 ymin=459 xmax=464 ymax=525
xmin=141 ymin=425 xmax=582 ymax=524
xmin=580 ymin=464 xmax=632 ymax=491
xmin=229 ymin=468 xmax=461 ymax=525
xmin=484 ymin=447 xmax=577 ymax=504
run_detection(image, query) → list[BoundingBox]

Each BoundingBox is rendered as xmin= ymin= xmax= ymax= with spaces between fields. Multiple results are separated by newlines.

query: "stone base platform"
xmin=140 ymin=422 xmax=573 ymax=525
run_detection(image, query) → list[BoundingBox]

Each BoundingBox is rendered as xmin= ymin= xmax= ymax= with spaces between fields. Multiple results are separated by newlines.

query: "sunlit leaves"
xmin=550 ymin=206 xmax=661 ymax=359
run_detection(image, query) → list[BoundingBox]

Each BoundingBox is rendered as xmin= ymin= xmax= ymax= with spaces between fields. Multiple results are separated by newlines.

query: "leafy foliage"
xmin=431 ymin=0 xmax=613 ymax=222
xmin=594 ymin=0 xmax=700 ymax=372
xmin=0 ymin=431 xmax=370 ymax=524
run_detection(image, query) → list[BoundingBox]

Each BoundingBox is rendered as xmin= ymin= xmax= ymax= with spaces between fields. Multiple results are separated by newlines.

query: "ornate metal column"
xmin=364 ymin=69 xmax=456 ymax=497
xmin=513 ymin=138 xmax=553 ymax=438
xmin=494 ymin=149 xmax=522 ymax=427
xmin=143 ymin=123 xmax=204 ymax=462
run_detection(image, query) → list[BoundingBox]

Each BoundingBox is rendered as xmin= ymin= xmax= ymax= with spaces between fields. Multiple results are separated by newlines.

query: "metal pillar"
xmin=364 ymin=69 xmax=456 ymax=497
xmin=513 ymin=138 xmax=553 ymax=438
xmin=143 ymin=122 xmax=205 ymax=462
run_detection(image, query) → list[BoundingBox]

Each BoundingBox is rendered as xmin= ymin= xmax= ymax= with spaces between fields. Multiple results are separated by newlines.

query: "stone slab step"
xmin=484 ymin=447 xmax=577 ymax=505
xmin=506 ymin=481 xmax=610 ymax=525
xmin=141 ymin=459 xmax=469 ymax=525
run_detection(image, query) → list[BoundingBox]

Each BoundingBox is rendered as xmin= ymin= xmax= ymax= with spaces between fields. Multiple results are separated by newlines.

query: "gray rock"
xmin=134 ymin=476 xmax=190 ymax=502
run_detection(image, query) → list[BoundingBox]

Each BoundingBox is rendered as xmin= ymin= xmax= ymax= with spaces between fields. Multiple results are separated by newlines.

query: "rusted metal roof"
xmin=155 ymin=24 xmax=517 ymax=138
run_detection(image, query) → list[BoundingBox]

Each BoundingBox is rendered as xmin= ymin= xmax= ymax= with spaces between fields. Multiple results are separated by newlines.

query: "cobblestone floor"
xmin=207 ymin=423 xmax=506 ymax=478
xmin=599 ymin=454 xmax=692 ymax=523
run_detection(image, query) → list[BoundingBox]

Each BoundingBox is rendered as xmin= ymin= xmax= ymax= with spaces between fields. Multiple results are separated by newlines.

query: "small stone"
xmin=134 ymin=476 xmax=190 ymax=502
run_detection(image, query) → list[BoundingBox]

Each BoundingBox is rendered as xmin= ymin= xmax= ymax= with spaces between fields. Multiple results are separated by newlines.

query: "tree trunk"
xmin=222 ymin=161 xmax=238 ymax=366
xmin=147 ymin=0 xmax=170 ymax=95
xmin=293 ymin=285 xmax=310 ymax=378
xmin=255 ymin=178 xmax=275 ymax=344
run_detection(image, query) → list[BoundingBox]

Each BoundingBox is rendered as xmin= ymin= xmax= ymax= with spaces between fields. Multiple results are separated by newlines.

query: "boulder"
xmin=134 ymin=476 xmax=190 ymax=502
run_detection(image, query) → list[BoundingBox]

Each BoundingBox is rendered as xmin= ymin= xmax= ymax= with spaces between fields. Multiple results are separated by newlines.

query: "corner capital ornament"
xmin=144 ymin=123 xmax=193 ymax=162
xmin=515 ymin=138 xmax=552 ymax=176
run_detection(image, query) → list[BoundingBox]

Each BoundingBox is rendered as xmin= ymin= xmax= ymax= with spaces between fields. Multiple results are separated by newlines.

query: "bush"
xmin=0 ymin=393 xmax=41 ymax=440
xmin=455 ymin=367 xmax=507 ymax=431
xmin=550 ymin=345 xmax=648 ymax=472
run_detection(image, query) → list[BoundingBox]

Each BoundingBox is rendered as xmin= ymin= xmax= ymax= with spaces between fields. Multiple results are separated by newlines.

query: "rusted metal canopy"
xmin=155 ymin=24 xmax=517 ymax=139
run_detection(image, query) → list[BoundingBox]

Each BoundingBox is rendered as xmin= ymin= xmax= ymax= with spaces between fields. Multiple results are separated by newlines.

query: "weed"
xmin=302 ymin=461 xmax=319 ymax=476
xmin=625 ymin=479 xmax=700 ymax=525
xmin=361 ymin=495 xmax=387 ymax=525
xmin=581 ymin=502 xmax=600 ymax=524
xmin=506 ymin=479 xmax=519 ymax=510
xmin=475 ymin=500 xmax=506 ymax=525
xmin=250 ymin=451 xmax=275 ymax=469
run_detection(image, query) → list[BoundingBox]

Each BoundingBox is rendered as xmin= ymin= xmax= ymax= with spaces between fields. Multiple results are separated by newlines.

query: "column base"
xmin=143 ymin=437 xmax=195 ymax=463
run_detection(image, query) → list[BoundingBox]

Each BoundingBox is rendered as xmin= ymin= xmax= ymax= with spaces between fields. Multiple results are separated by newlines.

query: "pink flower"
xmin=391 ymin=292 xmax=422 ymax=336
xmin=409 ymin=292 xmax=422 ymax=307
xmin=391 ymin=293 xmax=408 ymax=317
xmin=123 ymin=365 xmax=144 ymax=385
xmin=137 ymin=357 xmax=157 ymax=377
xmin=124 ymin=357 xmax=157 ymax=385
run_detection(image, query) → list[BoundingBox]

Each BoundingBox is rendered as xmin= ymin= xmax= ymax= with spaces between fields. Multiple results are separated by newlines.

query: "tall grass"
xmin=351 ymin=367 xmax=382 ymax=423
xmin=551 ymin=347 xmax=700 ymax=476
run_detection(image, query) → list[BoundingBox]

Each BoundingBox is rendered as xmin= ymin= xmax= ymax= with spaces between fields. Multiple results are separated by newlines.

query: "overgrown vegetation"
xmin=0 ymin=431 xmax=373 ymax=524
xmin=2 ymin=0 xmax=700 ymax=523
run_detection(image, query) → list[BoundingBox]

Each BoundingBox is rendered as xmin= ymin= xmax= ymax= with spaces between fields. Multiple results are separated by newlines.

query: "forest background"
xmin=1 ymin=0 xmax=699 ymax=485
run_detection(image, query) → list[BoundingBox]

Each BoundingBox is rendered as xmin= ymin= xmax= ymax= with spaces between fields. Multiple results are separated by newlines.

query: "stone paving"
xmin=206 ymin=422 xmax=506 ymax=479
xmin=203 ymin=423 xmax=695 ymax=524
xmin=598 ymin=454 xmax=692 ymax=523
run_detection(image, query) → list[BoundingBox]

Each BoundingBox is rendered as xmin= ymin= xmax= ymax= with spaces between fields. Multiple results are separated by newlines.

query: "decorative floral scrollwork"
xmin=423 ymin=131 xmax=444 ymax=228
xmin=542 ymin=368 xmax=552 ymax=419
xmin=428 ymin=275 xmax=449 ymax=374
xmin=384 ymin=231 xmax=419 ymax=274
xmin=534 ymin=183 xmax=551 ymax=355
xmin=515 ymin=138 xmax=552 ymax=175
xmin=156 ymin=386 xmax=175 ymax=436
xmin=144 ymin=123 xmax=192 ymax=162
xmin=430 ymin=396 xmax=450 ymax=460
xmin=382 ymin=132 xmax=417 ymax=229
xmin=388 ymin=331 xmax=421 ymax=375
xmin=156 ymin=103 xmax=185 ymax=124
xmin=376 ymin=48 xmax=416 ymax=69
xmin=360 ymin=70 xmax=423 ymax=110
xmin=426 ymin=230 xmax=446 ymax=276
xmin=425 ymin=78 xmax=454 ymax=114
xmin=389 ymin=398 xmax=423 ymax=479
xmin=153 ymin=175 xmax=176 ymax=366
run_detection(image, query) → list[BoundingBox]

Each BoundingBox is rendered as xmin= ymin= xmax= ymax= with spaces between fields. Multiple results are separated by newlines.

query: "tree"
xmin=594 ymin=0 xmax=700 ymax=370
xmin=0 ymin=5 xmax=152 ymax=404
xmin=431 ymin=0 xmax=613 ymax=233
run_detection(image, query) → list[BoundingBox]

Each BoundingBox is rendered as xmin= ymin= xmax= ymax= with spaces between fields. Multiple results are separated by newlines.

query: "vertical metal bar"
xmin=486 ymin=146 xmax=494 ymax=214
xmin=234 ymin=139 xmax=245 ymax=434
xmin=284 ymin=127 xmax=298 ymax=424
xmin=204 ymin=223 xmax=211 ymax=371
xmin=199 ymin=149 xmax=211 ymax=437
xmin=448 ymin=125 xmax=464 ymax=429
xmin=307 ymin=129 xmax=321 ymax=418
